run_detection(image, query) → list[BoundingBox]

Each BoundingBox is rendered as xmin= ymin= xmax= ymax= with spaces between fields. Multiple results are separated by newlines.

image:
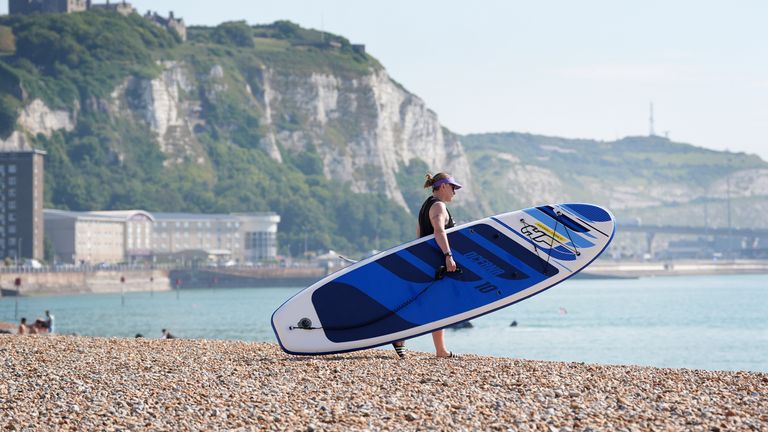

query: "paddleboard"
xmin=272 ymin=203 xmax=615 ymax=355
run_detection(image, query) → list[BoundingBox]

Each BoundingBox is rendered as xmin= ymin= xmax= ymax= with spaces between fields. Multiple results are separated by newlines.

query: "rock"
xmin=405 ymin=412 xmax=419 ymax=421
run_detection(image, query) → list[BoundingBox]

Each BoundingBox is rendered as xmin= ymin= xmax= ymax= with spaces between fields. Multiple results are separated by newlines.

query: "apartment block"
xmin=0 ymin=149 xmax=45 ymax=261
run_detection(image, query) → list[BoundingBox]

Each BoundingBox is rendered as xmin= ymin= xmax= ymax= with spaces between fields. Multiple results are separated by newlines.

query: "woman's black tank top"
xmin=418 ymin=196 xmax=455 ymax=238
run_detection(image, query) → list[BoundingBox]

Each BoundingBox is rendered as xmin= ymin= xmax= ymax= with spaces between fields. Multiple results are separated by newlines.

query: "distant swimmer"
xmin=509 ymin=320 xmax=518 ymax=327
xmin=559 ymin=307 xmax=568 ymax=315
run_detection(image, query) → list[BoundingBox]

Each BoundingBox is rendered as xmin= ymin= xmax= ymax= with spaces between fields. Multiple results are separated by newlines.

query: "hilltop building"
xmin=0 ymin=148 xmax=45 ymax=262
xmin=9 ymin=0 xmax=86 ymax=14
xmin=9 ymin=0 xmax=132 ymax=15
xmin=43 ymin=210 xmax=280 ymax=264
xmin=88 ymin=0 xmax=134 ymax=16
xmin=144 ymin=10 xmax=187 ymax=41
xmin=7 ymin=1 xmax=185 ymax=42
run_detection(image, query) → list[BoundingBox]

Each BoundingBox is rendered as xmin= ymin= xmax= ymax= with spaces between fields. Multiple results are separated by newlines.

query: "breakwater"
xmin=168 ymin=267 xmax=326 ymax=289
xmin=0 ymin=269 xmax=170 ymax=297
xmin=0 ymin=267 xmax=327 ymax=296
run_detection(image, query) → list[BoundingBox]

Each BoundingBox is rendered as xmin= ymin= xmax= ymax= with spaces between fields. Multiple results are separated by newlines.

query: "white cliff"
xmin=1 ymin=99 xmax=75 ymax=151
xmin=263 ymin=68 xmax=476 ymax=211
xmin=126 ymin=61 xmax=205 ymax=166
xmin=18 ymin=99 xmax=75 ymax=137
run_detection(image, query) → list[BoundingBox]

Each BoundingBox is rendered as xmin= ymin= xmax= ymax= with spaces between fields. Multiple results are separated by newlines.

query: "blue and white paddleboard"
xmin=272 ymin=203 xmax=615 ymax=355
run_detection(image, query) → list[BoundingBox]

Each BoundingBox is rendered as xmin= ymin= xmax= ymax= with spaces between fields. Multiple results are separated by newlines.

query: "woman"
xmin=394 ymin=172 xmax=462 ymax=359
xmin=18 ymin=317 xmax=28 ymax=335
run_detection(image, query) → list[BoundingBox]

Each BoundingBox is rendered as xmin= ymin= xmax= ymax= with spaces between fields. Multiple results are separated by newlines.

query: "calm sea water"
xmin=2 ymin=274 xmax=766 ymax=372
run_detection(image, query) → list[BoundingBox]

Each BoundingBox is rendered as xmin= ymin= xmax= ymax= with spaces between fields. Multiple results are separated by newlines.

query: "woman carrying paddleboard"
xmin=393 ymin=172 xmax=462 ymax=359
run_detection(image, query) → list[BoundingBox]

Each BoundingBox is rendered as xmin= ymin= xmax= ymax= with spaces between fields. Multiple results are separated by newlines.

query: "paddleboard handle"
xmin=435 ymin=265 xmax=463 ymax=280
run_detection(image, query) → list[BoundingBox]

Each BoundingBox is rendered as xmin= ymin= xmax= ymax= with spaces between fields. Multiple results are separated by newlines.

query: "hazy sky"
xmin=3 ymin=1 xmax=767 ymax=160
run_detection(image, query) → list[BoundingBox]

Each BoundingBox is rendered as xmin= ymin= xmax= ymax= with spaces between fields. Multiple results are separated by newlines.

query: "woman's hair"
xmin=423 ymin=172 xmax=451 ymax=189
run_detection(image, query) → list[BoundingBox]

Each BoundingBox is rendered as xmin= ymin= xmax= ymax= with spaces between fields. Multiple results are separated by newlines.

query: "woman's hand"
xmin=445 ymin=255 xmax=457 ymax=272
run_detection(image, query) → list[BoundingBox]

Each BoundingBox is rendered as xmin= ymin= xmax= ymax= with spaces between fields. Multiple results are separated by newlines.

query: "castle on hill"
xmin=7 ymin=0 xmax=186 ymax=41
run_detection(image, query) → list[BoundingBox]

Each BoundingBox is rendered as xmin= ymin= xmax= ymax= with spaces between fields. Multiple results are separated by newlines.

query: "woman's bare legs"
xmin=432 ymin=329 xmax=451 ymax=357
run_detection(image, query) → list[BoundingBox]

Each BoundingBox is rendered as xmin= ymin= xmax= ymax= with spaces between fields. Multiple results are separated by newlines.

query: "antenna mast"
xmin=649 ymin=102 xmax=655 ymax=136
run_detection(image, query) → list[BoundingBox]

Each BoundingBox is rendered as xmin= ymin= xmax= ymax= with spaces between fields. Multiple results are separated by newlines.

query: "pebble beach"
xmin=1 ymin=336 xmax=766 ymax=431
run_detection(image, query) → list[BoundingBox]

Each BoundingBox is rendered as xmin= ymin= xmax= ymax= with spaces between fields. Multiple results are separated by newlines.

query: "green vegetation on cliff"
xmin=463 ymin=131 xmax=768 ymax=222
xmin=0 ymin=12 xmax=406 ymax=256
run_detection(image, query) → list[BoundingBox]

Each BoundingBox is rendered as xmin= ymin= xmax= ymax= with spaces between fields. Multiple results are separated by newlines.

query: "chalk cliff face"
xmin=109 ymin=61 xmax=206 ymax=166
xmin=4 ymin=52 xmax=477 ymax=214
xmin=260 ymin=68 xmax=474 ymax=209
xmin=0 ymin=99 xmax=75 ymax=151
xmin=102 ymin=62 xmax=477 ymax=211
xmin=9 ymin=57 xmax=766 ymax=221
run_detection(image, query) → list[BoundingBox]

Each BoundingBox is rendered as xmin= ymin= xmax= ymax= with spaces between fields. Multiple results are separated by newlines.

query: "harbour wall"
xmin=0 ymin=270 xmax=171 ymax=297
xmin=0 ymin=267 xmax=328 ymax=296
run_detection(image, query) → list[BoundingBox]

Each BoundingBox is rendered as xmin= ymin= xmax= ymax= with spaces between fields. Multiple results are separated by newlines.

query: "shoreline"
xmin=1 ymin=336 xmax=765 ymax=430
xmin=580 ymin=259 xmax=768 ymax=279
xmin=2 ymin=260 xmax=767 ymax=297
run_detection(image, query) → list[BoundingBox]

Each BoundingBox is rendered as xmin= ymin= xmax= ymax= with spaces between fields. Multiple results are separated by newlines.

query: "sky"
xmin=3 ymin=1 xmax=767 ymax=160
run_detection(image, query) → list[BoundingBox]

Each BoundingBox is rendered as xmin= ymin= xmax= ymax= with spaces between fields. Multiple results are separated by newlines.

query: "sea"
xmin=2 ymin=274 xmax=766 ymax=373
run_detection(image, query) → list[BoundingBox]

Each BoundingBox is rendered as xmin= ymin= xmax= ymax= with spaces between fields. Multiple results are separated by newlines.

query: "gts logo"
xmin=464 ymin=251 xmax=505 ymax=277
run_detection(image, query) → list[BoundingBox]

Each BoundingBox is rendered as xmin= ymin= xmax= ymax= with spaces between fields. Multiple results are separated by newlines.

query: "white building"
xmin=44 ymin=210 xmax=280 ymax=264
xmin=151 ymin=212 xmax=280 ymax=263
xmin=44 ymin=209 xmax=154 ymax=264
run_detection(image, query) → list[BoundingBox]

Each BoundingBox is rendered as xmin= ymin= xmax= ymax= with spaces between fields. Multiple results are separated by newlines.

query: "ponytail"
xmin=423 ymin=172 xmax=450 ymax=189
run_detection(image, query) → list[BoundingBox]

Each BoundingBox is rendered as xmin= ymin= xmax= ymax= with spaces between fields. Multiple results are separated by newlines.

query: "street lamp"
xmin=120 ymin=275 xmax=125 ymax=306
xmin=726 ymin=156 xmax=733 ymax=257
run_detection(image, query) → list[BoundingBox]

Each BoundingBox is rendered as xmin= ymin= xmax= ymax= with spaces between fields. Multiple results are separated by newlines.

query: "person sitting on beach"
xmin=18 ymin=318 xmax=28 ymax=335
xmin=161 ymin=329 xmax=176 ymax=339
xmin=31 ymin=319 xmax=47 ymax=334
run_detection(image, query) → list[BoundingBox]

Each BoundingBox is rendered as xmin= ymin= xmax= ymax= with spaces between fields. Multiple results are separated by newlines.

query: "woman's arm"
xmin=429 ymin=202 xmax=457 ymax=272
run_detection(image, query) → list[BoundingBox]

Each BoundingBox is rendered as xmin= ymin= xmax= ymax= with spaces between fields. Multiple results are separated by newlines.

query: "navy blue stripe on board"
xmin=406 ymin=237 xmax=482 ymax=282
xmin=536 ymin=206 xmax=590 ymax=233
xmin=562 ymin=204 xmax=611 ymax=223
xmin=312 ymin=281 xmax=417 ymax=342
xmin=375 ymin=252 xmax=434 ymax=283
xmin=474 ymin=223 xmax=559 ymax=276
xmin=450 ymin=231 xmax=529 ymax=281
